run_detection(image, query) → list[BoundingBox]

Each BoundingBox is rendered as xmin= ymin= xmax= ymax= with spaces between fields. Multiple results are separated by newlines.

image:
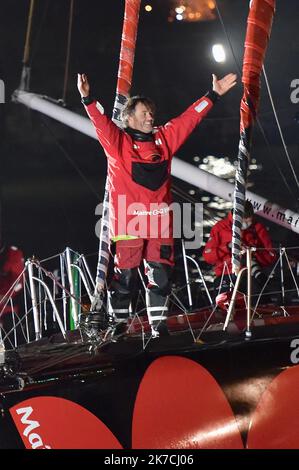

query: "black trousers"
xmin=109 ymin=262 xmax=172 ymax=324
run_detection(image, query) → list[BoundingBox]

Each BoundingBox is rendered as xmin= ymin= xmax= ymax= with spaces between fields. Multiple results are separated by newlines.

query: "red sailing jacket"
xmin=203 ymin=212 xmax=277 ymax=276
xmin=85 ymin=95 xmax=215 ymax=239
xmin=0 ymin=246 xmax=24 ymax=298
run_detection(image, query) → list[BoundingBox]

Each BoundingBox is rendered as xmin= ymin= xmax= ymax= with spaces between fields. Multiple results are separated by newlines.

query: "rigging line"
xmin=172 ymin=184 xmax=220 ymax=219
xmin=204 ymin=106 xmax=295 ymax=121
xmin=40 ymin=115 xmax=100 ymax=200
xmin=29 ymin=0 xmax=50 ymax=67
xmin=26 ymin=342 xmax=145 ymax=375
xmin=23 ymin=0 xmax=35 ymax=65
xmin=62 ymin=0 xmax=75 ymax=105
xmin=172 ymin=184 xmax=198 ymax=203
xmin=214 ymin=0 xmax=297 ymax=202
xmin=26 ymin=348 xmax=91 ymax=376
xmin=171 ymin=185 xmax=220 ymax=227
xmin=254 ymin=112 xmax=293 ymax=198
xmin=214 ymin=0 xmax=242 ymax=75
xmin=262 ymin=65 xmax=299 ymax=193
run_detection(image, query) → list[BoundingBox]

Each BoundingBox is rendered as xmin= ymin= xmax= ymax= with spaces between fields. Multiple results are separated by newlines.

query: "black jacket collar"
xmin=124 ymin=127 xmax=154 ymax=142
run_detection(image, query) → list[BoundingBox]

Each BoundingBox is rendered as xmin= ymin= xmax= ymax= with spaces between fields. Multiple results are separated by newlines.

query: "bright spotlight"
xmin=212 ymin=44 xmax=226 ymax=63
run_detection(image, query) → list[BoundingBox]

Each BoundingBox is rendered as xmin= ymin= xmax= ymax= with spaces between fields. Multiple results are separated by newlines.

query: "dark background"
xmin=0 ymin=0 xmax=299 ymax=260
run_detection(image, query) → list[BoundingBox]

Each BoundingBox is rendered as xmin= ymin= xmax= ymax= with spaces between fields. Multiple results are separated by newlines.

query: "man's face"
xmin=127 ymin=102 xmax=154 ymax=133
xmin=242 ymin=217 xmax=253 ymax=230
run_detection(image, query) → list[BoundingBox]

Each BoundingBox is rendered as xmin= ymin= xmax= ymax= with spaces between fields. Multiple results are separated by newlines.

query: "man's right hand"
xmin=212 ymin=73 xmax=237 ymax=96
xmin=77 ymin=73 xmax=90 ymax=98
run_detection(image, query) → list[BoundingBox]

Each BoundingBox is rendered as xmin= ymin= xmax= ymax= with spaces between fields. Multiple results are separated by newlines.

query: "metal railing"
xmin=1 ymin=244 xmax=299 ymax=351
xmin=0 ymin=248 xmax=95 ymax=351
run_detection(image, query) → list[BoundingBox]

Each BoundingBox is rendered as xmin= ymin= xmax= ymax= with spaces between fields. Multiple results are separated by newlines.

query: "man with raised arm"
xmin=78 ymin=72 xmax=237 ymax=337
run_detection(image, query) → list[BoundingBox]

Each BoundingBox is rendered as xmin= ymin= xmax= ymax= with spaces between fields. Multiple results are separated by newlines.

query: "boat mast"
xmin=95 ymin=0 xmax=141 ymax=298
xmin=19 ymin=0 xmax=35 ymax=91
xmin=231 ymin=0 xmax=276 ymax=273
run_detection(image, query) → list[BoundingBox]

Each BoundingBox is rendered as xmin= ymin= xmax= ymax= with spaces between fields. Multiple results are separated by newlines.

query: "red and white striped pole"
xmin=95 ymin=0 xmax=141 ymax=299
xmin=231 ymin=0 xmax=275 ymax=274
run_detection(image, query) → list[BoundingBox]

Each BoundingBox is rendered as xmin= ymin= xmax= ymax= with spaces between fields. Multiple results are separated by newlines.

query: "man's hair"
xmin=244 ymin=200 xmax=254 ymax=218
xmin=121 ymin=95 xmax=156 ymax=127
xmin=230 ymin=200 xmax=254 ymax=218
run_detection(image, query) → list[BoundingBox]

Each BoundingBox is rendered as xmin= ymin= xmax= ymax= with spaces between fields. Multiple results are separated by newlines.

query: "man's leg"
xmin=109 ymin=238 xmax=144 ymax=324
xmin=144 ymin=239 xmax=174 ymax=337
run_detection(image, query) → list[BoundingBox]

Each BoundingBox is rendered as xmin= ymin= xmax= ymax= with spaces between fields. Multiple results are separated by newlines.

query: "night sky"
xmin=1 ymin=0 xmax=299 ymax=261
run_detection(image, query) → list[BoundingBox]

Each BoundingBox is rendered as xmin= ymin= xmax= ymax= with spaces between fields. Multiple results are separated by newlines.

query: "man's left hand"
xmin=212 ymin=73 xmax=237 ymax=96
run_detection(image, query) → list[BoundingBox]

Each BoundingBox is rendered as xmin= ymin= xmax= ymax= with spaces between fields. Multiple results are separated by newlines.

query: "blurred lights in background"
xmin=199 ymin=155 xmax=235 ymax=179
xmin=145 ymin=4 xmax=153 ymax=13
xmin=169 ymin=0 xmax=216 ymax=22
